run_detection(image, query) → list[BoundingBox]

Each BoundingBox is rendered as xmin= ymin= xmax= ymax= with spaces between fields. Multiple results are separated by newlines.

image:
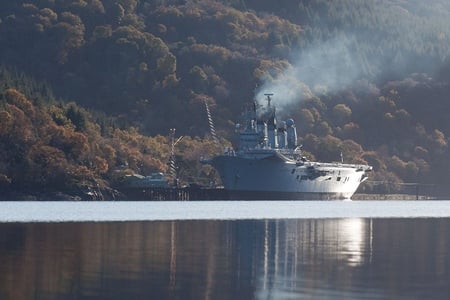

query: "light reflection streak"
xmin=169 ymin=221 xmax=177 ymax=298
xmin=258 ymin=218 xmax=373 ymax=297
xmin=340 ymin=218 xmax=366 ymax=266
xmin=263 ymin=220 xmax=269 ymax=290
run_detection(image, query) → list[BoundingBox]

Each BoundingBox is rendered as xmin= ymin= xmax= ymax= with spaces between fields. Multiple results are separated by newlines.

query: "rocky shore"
xmin=0 ymin=187 xmax=125 ymax=201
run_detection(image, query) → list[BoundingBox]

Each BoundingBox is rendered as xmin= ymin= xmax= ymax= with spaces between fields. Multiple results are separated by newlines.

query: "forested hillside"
xmin=2 ymin=0 xmax=450 ymax=197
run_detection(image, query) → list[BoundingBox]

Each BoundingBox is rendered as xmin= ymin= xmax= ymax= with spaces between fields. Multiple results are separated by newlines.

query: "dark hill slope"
xmin=1 ymin=0 xmax=450 ymax=194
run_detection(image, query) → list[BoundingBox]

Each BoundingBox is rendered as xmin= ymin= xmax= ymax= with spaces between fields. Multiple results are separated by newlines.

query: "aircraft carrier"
xmin=204 ymin=94 xmax=372 ymax=200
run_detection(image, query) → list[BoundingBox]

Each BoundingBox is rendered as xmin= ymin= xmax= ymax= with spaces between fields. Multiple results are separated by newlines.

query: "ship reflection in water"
xmin=1 ymin=218 xmax=450 ymax=299
xmin=258 ymin=218 xmax=373 ymax=299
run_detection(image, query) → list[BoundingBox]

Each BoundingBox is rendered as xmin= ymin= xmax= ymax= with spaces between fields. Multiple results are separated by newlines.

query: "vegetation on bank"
xmin=0 ymin=68 xmax=220 ymax=199
xmin=2 ymin=0 xmax=450 ymax=197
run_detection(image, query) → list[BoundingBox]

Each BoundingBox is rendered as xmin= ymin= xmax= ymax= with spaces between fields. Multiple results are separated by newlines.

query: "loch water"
xmin=1 ymin=201 xmax=450 ymax=300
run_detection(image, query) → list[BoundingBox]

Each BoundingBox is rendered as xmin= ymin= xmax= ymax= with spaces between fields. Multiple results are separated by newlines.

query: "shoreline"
xmin=0 ymin=189 xmax=441 ymax=201
xmin=352 ymin=193 xmax=437 ymax=201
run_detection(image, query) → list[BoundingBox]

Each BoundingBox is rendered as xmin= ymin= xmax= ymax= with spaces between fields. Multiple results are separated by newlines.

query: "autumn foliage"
xmin=2 ymin=1 xmax=450 ymax=195
xmin=0 ymin=84 xmax=220 ymax=195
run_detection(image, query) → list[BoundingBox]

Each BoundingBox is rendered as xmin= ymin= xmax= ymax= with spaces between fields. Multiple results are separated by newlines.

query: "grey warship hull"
xmin=211 ymin=152 xmax=370 ymax=200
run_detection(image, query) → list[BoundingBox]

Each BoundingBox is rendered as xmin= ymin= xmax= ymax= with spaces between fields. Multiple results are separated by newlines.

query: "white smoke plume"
xmin=253 ymin=0 xmax=450 ymax=112
xmin=255 ymin=36 xmax=363 ymax=112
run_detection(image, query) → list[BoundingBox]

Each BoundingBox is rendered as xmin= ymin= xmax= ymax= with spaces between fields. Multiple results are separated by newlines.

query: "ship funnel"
xmin=277 ymin=121 xmax=287 ymax=148
xmin=286 ymin=118 xmax=298 ymax=149
xmin=256 ymin=120 xmax=268 ymax=147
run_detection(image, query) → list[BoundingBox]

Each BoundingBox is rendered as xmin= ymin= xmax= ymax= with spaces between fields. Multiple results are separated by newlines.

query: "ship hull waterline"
xmin=210 ymin=154 xmax=369 ymax=200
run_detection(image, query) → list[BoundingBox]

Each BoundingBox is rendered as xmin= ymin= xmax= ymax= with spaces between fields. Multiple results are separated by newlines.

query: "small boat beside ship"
xmin=122 ymin=172 xmax=169 ymax=189
xmin=203 ymin=94 xmax=372 ymax=200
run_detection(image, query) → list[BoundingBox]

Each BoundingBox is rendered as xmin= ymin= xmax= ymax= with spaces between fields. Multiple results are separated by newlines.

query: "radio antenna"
xmin=169 ymin=128 xmax=183 ymax=181
xmin=204 ymin=101 xmax=219 ymax=145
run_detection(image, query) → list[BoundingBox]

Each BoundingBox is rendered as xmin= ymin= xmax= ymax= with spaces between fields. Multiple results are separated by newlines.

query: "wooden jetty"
xmin=120 ymin=186 xmax=230 ymax=201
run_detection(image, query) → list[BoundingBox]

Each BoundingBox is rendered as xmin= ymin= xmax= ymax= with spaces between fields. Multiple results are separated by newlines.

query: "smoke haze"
xmin=255 ymin=36 xmax=364 ymax=112
xmin=255 ymin=0 xmax=450 ymax=113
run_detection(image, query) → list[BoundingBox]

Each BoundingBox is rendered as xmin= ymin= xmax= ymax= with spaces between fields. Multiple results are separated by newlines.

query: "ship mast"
xmin=264 ymin=93 xmax=274 ymax=107
xmin=263 ymin=93 xmax=277 ymax=148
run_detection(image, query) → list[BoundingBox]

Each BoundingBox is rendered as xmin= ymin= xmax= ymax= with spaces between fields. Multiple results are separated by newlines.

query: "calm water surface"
xmin=1 ymin=203 xmax=450 ymax=299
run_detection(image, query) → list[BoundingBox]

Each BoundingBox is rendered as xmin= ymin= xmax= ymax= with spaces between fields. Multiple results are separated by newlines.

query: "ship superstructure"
xmin=206 ymin=94 xmax=372 ymax=200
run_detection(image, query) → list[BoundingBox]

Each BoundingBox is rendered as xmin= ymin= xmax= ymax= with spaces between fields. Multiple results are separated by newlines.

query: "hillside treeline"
xmin=0 ymin=68 xmax=220 ymax=198
xmin=2 ymin=0 xmax=450 ymax=195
